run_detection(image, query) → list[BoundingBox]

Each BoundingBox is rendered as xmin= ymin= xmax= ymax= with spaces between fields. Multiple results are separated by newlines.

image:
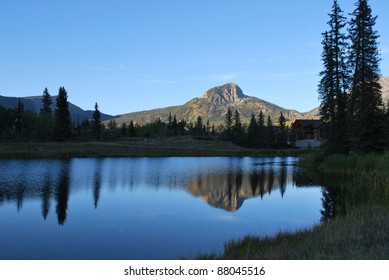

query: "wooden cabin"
xmin=291 ymin=119 xmax=323 ymax=148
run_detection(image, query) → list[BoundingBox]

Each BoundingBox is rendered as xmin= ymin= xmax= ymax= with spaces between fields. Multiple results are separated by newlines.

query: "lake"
xmin=0 ymin=157 xmax=324 ymax=259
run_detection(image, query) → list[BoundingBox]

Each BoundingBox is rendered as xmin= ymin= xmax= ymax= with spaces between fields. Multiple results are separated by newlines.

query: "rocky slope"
xmin=113 ymin=83 xmax=308 ymax=125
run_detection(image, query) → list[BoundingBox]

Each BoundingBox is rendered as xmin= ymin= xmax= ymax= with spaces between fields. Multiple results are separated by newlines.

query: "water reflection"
xmin=0 ymin=157 xmax=314 ymax=224
xmin=93 ymin=159 xmax=103 ymax=209
xmin=55 ymin=161 xmax=70 ymax=225
xmin=188 ymin=165 xmax=291 ymax=212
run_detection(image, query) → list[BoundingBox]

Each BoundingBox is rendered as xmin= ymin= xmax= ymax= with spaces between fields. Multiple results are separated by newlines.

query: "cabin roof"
xmin=292 ymin=119 xmax=323 ymax=128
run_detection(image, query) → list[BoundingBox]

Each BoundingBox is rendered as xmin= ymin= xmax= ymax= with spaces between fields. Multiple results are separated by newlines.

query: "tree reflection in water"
xmin=0 ymin=157 xmax=334 ymax=223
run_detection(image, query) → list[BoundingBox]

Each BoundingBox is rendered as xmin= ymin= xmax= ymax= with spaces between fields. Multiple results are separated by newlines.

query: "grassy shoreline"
xmin=0 ymin=137 xmax=303 ymax=159
xmin=220 ymin=205 xmax=389 ymax=259
xmin=206 ymin=152 xmax=389 ymax=260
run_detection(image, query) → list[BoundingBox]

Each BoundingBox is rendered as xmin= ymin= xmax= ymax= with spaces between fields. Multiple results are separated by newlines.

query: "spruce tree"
xmin=318 ymin=0 xmax=350 ymax=154
xmin=348 ymin=0 xmax=385 ymax=153
xmin=55 ymin=87 xmax=72 ymax=140
xmin=39 ymin=87 xmax=54 ymax=140
xmin=233 ymin=109 xmax=242 ymax=140
xmin=195 ymin=116 xmax=203 ymax=136
xmin=276 ymin=112 xmax=288 ymax=148
xmin=92 ymin=102 xmax=102 ymax=139
xmin=128 ymin=120 xmax=136 ymax=137
xmin=266 ymin=115 xmax=275 ymax=148
xmin=172 ymin=115 xmax=178 ymax=136
xmin=41 ymin=87 xmax=53 ymax=116
xmin=15 ymin=99 xmax=24 ymax=136
xmin=225 ymin=108 xmax=233 ymax=139
xmin=257 ymin=111 xmax=266 ymax=148
xmin=385 ymin=103 xmax=389 ymax=148
xmin=247 ymin=114 xmax=258 ymax=147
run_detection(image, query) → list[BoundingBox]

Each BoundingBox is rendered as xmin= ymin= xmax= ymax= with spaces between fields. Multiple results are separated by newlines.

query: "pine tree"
xmin=128 ymin=120 xmax=136 ymax=137
xmin=348 ymin=0 xmax=385 ymax=153
xmin=266 ymin=115 xmax=275 ymax=148
xmin=54 ymin=87 xmax=72 ymax=140
xmin=167 ymin=112 xmax=173 ymax=136
xmin=15 ymin=99 xmax=24 ymax=136
xmin=225 ymin=108 xmax=233 ymax=139
xmin=39 ymin=87 xmax=54 ymax=140
xmin=247 ymin=114 xmax=258 ymax=146
xmin=318 ymin=0 xmax=350 ymax=154
xmin=257 ymin=111 xmax=266 ymax=148
xmin=41 ymin=87 xmax=53 ymax=116
xmin=276 ymin=112 xmax=288 ymax=148
xmin=233 ymin=109 xmax=242 ymax=140
xmin=172 ymin=115 xmax=178 ymax=136
xmin=195 ymin=116 xmax=203 ymax=136
xmin=385 ymin=103 xmax=389 ymax=148
xmin=92 ymin=102 xmax=102 ymax=139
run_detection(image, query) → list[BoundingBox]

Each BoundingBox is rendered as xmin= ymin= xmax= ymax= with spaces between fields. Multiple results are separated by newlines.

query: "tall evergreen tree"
xmin=55 ymin=87 xmax=72 ymax=140
xmin=92 ymin=102 xmax=102 ymax=139
xmin=247 ymin=114 xmax=258 ymax=146
xmin=266 ymin=115 xmax=275 ymax=148
xmin=348 ymin=0 xmax=385 ymax=153
xmin=128 ymin=120 xmax=136 ymax=137
xmin=225 ymin=108 xmax=233 ymax=139
xmin=15 ymin=99 xmax=24 ymax=136
xmin=172 ymin=115 xmax=178 ymax=136
xmin=318 ymin=0 xmax=350 ymax=154
xmin=233 ymin=109 xmax=242 ymax=140
xmin=385 ymin=103 xmax=389 ymax=148
xmin=275 ymin=112 xmax=288 ymax=148
xmin=39 ymin=87 xmax=54 ymax=140
xmin=195 ymin=115 xmax=203 ymax=136
xmin=257 ymin=111 xmax=266 ymax=148
xmin=41 ymin=87 xmax=53 ymax=116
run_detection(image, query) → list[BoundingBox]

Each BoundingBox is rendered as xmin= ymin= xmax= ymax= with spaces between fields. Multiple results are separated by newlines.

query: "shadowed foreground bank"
xmin=217 ymin=206 xmax=389 ymax=259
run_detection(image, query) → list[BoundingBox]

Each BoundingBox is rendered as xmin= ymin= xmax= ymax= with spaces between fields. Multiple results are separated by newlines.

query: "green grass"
xmin=220 ymin=205 xmax=389 ymax=260
xmin=300 ymin=152 xmax=389 ymax=175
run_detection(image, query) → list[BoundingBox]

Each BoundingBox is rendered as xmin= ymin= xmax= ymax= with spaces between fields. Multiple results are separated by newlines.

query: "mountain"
xmin=113 ymin=83 xmax=308 ymax=125
xmin=304 ymin=76 xmax=389 ymax=116
xmin=381 ymin=76 xmax=389 ymax=105
xmin=0 ymin=95 xmax=116 ymax=122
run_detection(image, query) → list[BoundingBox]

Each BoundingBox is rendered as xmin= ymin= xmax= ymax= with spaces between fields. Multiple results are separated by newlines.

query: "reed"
xmin=220 ymin=205 xmax=389 ymax=260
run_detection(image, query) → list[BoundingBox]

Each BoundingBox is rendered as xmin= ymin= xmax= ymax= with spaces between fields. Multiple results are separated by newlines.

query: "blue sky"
xmin=1 ymin=0 xmax=388 ymax=115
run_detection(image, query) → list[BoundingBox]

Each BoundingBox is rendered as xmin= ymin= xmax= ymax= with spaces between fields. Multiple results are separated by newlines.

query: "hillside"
xmin=112 ymin=83 xmax=309 ymax=125
xmin=0 ymin=95 xmax=116 ymax=122
xmin=381 ymin=76 xmax=389 ymax=105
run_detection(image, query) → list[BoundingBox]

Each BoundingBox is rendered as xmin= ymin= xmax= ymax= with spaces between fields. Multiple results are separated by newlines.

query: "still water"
xmin=0 ymin=157 xmax=323 ymax=259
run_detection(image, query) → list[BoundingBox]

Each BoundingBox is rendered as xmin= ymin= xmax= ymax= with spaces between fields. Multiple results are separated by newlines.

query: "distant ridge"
xmin=0 ymin=95 xmax=116 ymax=122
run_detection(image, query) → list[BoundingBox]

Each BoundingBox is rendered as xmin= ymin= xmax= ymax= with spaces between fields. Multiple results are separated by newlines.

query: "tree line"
xmin=319 ymin=0 xmax=389 ymax=154
xmin=0 ymin=87 xmax=72 ymax=141
xmin=92 ymin=106 xmax=291 ymax=149
xmin=0 ymin=86 xmax=291 ymax=148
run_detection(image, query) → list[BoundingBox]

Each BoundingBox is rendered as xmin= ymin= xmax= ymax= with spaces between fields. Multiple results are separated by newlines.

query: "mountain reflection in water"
xmin=0 ymin=158 xmax=301 ymax=222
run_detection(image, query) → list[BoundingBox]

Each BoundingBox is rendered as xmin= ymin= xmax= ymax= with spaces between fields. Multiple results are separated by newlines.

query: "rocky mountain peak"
xmin=201 ymin=82 xmax=248 ymax=104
